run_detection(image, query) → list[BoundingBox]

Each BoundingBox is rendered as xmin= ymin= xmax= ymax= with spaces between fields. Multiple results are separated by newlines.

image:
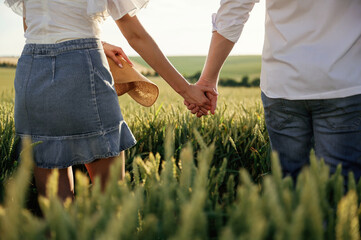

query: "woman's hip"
xmin=14 ymin=38 xmax=122 ymax=137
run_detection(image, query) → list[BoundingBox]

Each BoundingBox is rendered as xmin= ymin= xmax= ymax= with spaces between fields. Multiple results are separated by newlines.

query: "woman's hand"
xmin=102 ymin=41 xmax=133 ymax=68
xmin=184 ymin=77 xmax=218 ymax=117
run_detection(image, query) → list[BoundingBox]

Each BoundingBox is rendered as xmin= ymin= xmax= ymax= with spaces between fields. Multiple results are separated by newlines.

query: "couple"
xmin=6 ymin=0 xmax=361 ymax=202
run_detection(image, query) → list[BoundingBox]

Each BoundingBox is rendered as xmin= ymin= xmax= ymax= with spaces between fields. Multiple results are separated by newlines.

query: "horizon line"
xmin=0 ymin=54 xmax=262 ymax=58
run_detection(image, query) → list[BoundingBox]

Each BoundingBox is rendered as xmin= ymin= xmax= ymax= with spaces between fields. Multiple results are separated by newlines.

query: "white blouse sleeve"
xmin=212 ymin=0 xmax=259 ymax=43
xmin=87 ymin=0 xmax=149 ymax=21
xmin=4 ymin=0 xmax=25 ymax=17
xmin=87 ymin=0 xmax=109 ymax=21
xmin=107 ymin=0 xmax=149 ymax=20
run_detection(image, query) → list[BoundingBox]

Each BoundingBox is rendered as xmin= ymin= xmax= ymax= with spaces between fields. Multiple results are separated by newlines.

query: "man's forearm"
xmin=201 ymin=31 xmax=235 ymax=84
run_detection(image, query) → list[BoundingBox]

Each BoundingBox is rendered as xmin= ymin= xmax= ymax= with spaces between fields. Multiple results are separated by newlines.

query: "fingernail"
xmin=118 ymin=63 xmax=123 ymax=68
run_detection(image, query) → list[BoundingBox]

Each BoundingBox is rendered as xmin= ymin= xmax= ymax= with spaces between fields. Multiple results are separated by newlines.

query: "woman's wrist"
xmin=175 ymin=81 xmax=191 ymax=97
xmin=162 ymin=72 xmax=190 ymax=96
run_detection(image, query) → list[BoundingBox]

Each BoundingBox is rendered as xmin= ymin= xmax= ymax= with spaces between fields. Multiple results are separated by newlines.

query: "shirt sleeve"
xmin=107 ymin=0 xmax=150 ymax=20
xmin=4 ymin=0 xmax=24 ymax=17
xmin=212 ymin=0 xmax=259 ymax=43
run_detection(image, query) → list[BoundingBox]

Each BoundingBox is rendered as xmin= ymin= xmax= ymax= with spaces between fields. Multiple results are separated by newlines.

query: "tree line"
xmin=0 ymin=63 xmax=17 ymax=68
xmin=184 ymin=71 xmax=260 ymax=87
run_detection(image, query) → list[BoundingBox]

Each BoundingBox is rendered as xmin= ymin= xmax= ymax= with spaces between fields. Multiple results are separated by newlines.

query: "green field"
xmin=1 ymin=60 xmax=361 ymax=239
xmin=0 ymin=66 xmax=260 ymax=106
xmin=0 ymin=68 xmax=15 ymax=102
xmin=0 ymin=68 xmax=16 ymax=89
xmin=131 ymin=55 xmax=262 ymax=80
xmin=0 ymin=55 xmax=262 ymax=86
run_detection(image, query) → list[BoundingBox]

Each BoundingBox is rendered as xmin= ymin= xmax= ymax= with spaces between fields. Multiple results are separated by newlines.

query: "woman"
xmin=5 ymin=0 xmax=216 ymax=201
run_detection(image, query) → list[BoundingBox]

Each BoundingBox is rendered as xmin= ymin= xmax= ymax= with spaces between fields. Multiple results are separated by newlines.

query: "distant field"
xmin=0 ymin=55 xmax=262 ymax=92
xmin=131 ymin=55 xmax=262 ymax=80
xmin=0 ymin=66 xmax=261 ymax=109
xmin=0 ymin=57 xmax=18 ymax=65
xmin=0 ymin=55 xmax=262 ymax=81
xmin=0 ymin=68 xmax=15 ymax=91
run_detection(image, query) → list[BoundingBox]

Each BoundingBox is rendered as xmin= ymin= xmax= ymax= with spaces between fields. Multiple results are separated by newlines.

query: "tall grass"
xmin=1 ymin=74 xmax=360 ymax=239
xmin=0 ymin=84 xmax=268 ymax=208
xmin=123 ymin=100 xmax=270 ymax=181
xmin=0 ymin=101 xmax=19 ymax=203
xmin=0 ymin=134 xmax=360 ymax=239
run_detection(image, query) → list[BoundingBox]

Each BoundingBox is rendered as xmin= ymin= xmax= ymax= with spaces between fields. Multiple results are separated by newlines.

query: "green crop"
xmin=1 ymin=72 xmax=360 ymax=239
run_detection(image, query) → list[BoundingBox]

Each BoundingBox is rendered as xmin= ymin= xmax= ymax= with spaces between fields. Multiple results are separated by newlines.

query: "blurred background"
xmin=0 ymin=0 xmax=265 ymax=57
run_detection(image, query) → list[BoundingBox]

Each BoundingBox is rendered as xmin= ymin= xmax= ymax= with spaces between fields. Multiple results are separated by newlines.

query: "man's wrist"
xmin=197 ymin=77 xmax=218 ymax=88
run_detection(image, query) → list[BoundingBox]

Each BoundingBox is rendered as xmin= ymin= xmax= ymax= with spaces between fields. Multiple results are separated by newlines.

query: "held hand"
xmin=102 ymin=41 xmax=133 ymax=68
xmin=181 ymin=84 xmax=218 ymax=111
xmin=184 ymin=77 xmax=218 ymax=117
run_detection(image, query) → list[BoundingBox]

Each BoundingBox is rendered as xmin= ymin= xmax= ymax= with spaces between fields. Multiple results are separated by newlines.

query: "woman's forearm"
xmin=115 ymin=15 xmax=189 ymax=95
xmin=128 ymin=33 xmax=189 ymax=94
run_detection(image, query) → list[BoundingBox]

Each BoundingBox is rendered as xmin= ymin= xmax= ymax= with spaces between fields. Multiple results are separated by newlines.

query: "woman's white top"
xmin=213 ymin=0 xmax=361 ymax=100
xmin=5 ymin=0 xmax=149 ymax=44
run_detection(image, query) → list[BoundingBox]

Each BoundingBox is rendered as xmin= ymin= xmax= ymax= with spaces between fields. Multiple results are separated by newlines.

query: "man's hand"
xmin=184 ymin=32 xmax=233 ymax=118
xmin=181 ymin=84 xmax=218 ymax=112
xmin=184 ymin=77 xmax=218 ymax=117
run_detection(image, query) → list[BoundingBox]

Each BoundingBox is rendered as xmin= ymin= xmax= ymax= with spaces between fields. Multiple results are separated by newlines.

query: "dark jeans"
xmin=261 ymin=92 xmax=361 ymax=181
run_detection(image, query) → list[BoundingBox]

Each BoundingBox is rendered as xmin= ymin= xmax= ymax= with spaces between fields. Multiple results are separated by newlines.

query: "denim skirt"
xmin=14 ymin=38 xmax=136 ymax=169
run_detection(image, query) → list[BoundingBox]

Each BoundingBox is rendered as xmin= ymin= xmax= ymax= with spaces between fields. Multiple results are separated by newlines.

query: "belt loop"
xmin=51 ymin=56 xmax=56 ymax=82
xmin=31 ymin=45 xmax=35 ymax=56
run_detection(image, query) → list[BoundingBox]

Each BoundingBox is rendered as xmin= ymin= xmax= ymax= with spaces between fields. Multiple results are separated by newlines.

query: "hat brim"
xmin=107 ymin=56 xmax=159 ymax=107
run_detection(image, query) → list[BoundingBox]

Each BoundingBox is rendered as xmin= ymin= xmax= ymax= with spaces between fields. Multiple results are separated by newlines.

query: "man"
xmin=186 ymin=0 xmax=361 ymax=180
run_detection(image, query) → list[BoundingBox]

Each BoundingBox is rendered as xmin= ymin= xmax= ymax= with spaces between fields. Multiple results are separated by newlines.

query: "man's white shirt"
xmin=213 ymin=0 xmax=361 ymax=99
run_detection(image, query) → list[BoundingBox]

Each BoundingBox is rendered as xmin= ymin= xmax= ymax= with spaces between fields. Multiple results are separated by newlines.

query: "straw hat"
xmin=107 ymin=55 xmax=159 ymax=107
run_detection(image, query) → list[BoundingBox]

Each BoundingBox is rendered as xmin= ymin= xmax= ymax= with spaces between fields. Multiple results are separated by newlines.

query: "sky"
xmin=0 ymin=0 xmax=265 ymax=57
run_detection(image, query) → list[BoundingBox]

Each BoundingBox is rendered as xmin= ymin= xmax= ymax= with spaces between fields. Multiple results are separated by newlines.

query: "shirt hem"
xmin=261 ymin=86 xmax=361 ymax=100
